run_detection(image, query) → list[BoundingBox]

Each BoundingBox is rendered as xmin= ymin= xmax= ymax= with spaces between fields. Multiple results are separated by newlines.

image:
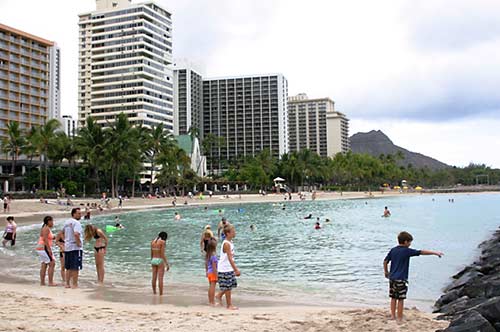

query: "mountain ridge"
xmin=349 ymin=130 xmax=449 ymax=170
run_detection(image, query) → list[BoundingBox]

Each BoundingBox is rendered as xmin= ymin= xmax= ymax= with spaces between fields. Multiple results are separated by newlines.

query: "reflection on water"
xmin=4 ymin=193 xmax=500 ymax=310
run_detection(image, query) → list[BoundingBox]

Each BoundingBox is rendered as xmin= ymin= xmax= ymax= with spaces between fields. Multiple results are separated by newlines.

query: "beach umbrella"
xmin=415 ymin=186 xmax=423 ymax=190
xmin=393 ymin=186 xmax=401 ymax=189
xmin=273 ymin=177 xmax=285 ymax=182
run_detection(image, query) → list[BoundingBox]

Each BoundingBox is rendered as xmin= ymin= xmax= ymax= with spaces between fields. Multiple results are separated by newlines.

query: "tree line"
xmin=2 ymin=114 xmax=499 ymax=196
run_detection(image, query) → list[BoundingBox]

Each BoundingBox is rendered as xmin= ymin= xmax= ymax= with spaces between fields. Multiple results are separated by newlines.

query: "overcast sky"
xmin=1 ymin=0 xmax=499 ymax=167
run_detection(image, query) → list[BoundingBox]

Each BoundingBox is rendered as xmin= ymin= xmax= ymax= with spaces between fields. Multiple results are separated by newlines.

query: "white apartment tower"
xmin=288 ymin=93 xmax=350 ymax=156
xmin=62 ymin=115 xmax=77 ymax=137
xmin=78 ymin=0 xmax=174 ymax=129
xmin=172 ymin=59 xmax=204 ymax=135
xmin=202 ymin=74 xmax=288 ymax=171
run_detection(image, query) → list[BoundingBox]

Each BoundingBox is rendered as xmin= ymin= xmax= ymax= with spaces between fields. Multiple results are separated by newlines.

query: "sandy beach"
xmin=0 ymin=281 xmax=447 ymax=332
xmin=0 ymin=191 xmax=452 ymax=331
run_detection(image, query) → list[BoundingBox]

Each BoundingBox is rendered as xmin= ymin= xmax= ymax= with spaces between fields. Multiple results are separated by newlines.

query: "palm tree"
xmin=145 ymin=123 xmax=175 ymax=193
xmin=75 ymin=117 xmax=105 ymax=193
xmin=104 ymin=113 xmax=138 ymax=198
xmin=35 ymin=119 xmax=61 ymax=190
xmin=1 ymin=121 xmax=26 ymax=191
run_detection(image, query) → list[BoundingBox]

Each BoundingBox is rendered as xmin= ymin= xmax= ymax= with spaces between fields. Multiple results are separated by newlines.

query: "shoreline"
xmin=4 ymin=190 xmax=496 ymax=227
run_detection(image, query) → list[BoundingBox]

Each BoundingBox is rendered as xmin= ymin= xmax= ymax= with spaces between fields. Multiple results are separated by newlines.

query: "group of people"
xmin=2 ymin=198 xmax=447 ymax=320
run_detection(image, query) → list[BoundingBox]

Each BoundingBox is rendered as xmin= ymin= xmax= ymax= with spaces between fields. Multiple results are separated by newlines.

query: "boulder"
xmin=444 ymin=270 xmax=483 ymax=292
xmin=485 ymin=280 xmax=500 ymax=298
xmin=474 ymin=297 xmax=500 ymax=325
xmin=444 ymin=310 xmax=496 ymax=332
xmin=435 ymin=289 xmax=461 ymax=310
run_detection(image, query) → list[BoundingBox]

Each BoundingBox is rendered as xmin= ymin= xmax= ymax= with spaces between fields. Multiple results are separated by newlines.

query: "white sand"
xmin=0 ymin=282 xmax=448 ymax=332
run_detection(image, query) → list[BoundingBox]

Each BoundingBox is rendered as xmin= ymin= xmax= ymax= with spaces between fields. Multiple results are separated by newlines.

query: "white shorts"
xmin=36 ymin=249 xmax=52 ymax=264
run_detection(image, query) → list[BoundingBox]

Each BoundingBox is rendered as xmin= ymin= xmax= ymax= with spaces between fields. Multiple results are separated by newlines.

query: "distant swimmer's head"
xmin=398 ymin=231 xmax=413 ymax=246
xmin=385 ymin=206 xmax=388 ymax=210
xmin=158 ymin=231 xmax=168 ymax=241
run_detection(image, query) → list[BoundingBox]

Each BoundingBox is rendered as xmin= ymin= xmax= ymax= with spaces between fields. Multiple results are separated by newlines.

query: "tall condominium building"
xmin=0 ymin=23 xmax=60 ymax=138
xmin=202 ymin=74 xmax=288 ymax=171
xmin=288 ymin=93 xmax=349 ymax=157
xmin=78 ymin=0 xmax=173 ymax=129
xmin=172 ymin=59 xmax=203 ymax=135
xmin=62 ymin=115 xmax=77 ymax=137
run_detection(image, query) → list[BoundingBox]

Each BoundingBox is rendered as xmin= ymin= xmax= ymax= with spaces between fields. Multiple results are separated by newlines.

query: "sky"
xmin=1 ymin=0 xmax=499 ymax=167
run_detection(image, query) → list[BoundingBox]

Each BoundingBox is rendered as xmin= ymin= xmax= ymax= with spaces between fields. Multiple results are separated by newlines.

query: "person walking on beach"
xmin=55 ymin=230 xmax=65 ymax=282
xmin=205 ymin=238 xmax=218 ymax=306
xmin=2 ymin=216 xmax=16 ymax=246
xmin=35 ymin=216 xmax=57 ymax=286
xmin=383 ymin=231 xmax=443 ymax=322
xmin=62 ymin=208 xmax=83 ymax=289
xmin=151 ymin=231 xmax=170 ymax=295
xmin=84 ymin=224 xmax=108 ymax=285
xmin=3 ymin=196 xmax=9 ymax=213
xmin=216 ymin=224 xmax=240 ymax=310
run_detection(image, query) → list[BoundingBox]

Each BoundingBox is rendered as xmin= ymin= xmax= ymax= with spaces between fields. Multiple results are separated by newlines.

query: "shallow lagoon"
xmin=11 ymin=193 xmax=500 ymax=309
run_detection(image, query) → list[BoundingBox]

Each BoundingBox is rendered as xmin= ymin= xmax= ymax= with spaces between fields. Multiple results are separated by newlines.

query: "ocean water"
xmin=3 ymin=193 xmax=500 ymax=309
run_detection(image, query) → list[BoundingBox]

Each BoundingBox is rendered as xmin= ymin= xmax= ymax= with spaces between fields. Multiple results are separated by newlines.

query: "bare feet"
xmin=226 ymin=306 xmax=239 ymax=310
xmin=65 ymin=284 xmax=71 ymax=289
xmin=48 ymin=283 xmax=58 ymax=287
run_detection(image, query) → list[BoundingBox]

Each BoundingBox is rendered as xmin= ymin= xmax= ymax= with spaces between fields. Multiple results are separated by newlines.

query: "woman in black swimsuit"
xmin=84 ymin=224 xmax=108 ymax=284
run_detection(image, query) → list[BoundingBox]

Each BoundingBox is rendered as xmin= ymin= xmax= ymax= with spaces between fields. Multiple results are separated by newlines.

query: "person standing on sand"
xmin=62 ymin=208 xmax=83 ymax=289
xmin=2 ymin=216 xmax=16 ymax=246
xmin=84 ymin=224 xmax=108 ymax=285
xmin=216 ymin=224 xmax=240 ymax=310
xmin=383 ymin=231 xmax=443 ymax=322
xmin=35 ymin=216 xmax=57 ymax=286
xmin=205 ymin=238 xmax=218 ymax=306
xmin=151 ymin=231 xmax=170 ymax=295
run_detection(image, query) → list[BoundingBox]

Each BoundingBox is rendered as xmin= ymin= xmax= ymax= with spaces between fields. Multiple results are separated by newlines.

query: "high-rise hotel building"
xmin=172 ymin=59 xmax=203 ymax=135
xmin=202 ymin=74 xmax=288 ymax=170
xmin=78 ymin=0 xmax=173 ymax=129
xmin=288 ymin=93 xmax=349 ymax=156
xmin=0 ymin=23 xmax=60 ymax=138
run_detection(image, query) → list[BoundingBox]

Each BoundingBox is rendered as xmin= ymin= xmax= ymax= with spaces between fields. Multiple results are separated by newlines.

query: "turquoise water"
xmin=5 ymin=193 xmax=500 ymax=309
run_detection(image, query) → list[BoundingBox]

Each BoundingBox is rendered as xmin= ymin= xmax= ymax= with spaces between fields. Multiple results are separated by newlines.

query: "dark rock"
xmin=461 ymin=279 xmax=487 ymax=298
xmin=435 ymin=289 xmax=461 ymax=310
xmin=438 ymin=296 xmax=471 ymax=317
xmin=485 ymin=280 xmax=500 ymax=298
xmin=474 ymin=297 xmax=500 ymax=325
xmin=444 ymin=270 xmax=484 ymax=292
xmin=493 ymin=322 xmax=500 ymax=332
xmin=444 ymin=310 xmax=496 ymax=332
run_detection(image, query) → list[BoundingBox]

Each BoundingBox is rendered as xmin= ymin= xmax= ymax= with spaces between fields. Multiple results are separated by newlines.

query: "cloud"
xmin=400 ymin=0 xmax=500 ymax=51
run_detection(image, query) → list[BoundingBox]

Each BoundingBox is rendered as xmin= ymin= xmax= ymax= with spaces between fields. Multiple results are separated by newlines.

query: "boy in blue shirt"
xmin=383 ymin=231 xmax=443 ymax=321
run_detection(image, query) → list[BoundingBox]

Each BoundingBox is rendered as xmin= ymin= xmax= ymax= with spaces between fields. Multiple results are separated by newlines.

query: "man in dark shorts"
xmin=383 ymin=231 xmax=443 ymax=321
xmin=63 ymin=208 xmax=83 ymax=288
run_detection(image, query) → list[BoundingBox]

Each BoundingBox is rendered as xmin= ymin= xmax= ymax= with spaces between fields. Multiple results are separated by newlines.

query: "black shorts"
xmin=3 ymin=232 xmax=13 ymax=241
xmin=64 ymin=250 xmax=83 ymax=271
xmin=3 ymin=203 xmax=7 ymax=209
xmin=389 ymin=280 xmax=408 ymax=300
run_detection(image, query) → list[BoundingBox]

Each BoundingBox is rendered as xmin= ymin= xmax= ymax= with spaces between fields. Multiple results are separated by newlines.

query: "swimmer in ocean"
xmin=382 ymin=207 xmax=391 ymax=217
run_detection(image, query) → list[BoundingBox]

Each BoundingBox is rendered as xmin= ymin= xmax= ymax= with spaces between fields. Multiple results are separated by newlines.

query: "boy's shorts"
xmin=207 ymin=272 xmax=218 ymax=283
xmin=218 ymin=271 xmax=237 ymax=291
xmin=389 ymin=280 xmax=408 ymax=300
